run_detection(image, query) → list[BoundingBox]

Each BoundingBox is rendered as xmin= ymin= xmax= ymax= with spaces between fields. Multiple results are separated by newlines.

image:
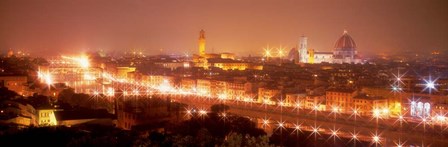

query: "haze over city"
xmin=1 ymin=0 xmax=447 ymax=56
xmin=1 ymin=1 xmax=448 ymax=146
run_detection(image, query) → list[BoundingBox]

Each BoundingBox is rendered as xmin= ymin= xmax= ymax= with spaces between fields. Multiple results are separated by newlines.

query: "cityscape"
xmin=1 ymin=0 xmax=448 ymax=147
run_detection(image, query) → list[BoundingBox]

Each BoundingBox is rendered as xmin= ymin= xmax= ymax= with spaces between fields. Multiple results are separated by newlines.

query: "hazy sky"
xmin=1 ymin=0 xmax=447 ymax=56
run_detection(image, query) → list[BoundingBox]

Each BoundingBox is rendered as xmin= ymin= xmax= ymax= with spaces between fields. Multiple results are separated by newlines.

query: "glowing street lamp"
xmin=373 ymin=135 xmax=380 ymax=143
xmin=352 ymin=134 xmax=357 ymax=140
xmin=62 ymin=55 xmax=90 ymax=68
xmin=220 ymin=112 xmax=228 ymax=122
xmin=292 ymin=123 xmax=302 ymax=135
xmin=294 ymin=102 xmax=302 ymax=110
xmin=263 ymin=45 xmax=273 ymax=60
xmin=435 ymin=114 xmax=447 ymax=124
xmin=371 ymin=131 xmax=382 ymax=147
xmin=422 ymin=76 xmax=438 ymax=94
xmin=328 ymin=127 xmax=340 ymax=145
xmin=184 ymin=108 xmax=194 ymax=118
xmin=262 ymin=118 xmax=270 ymax=129
xmin=44 ymin=74 xmax=53 ymax=87
xmin=93 ymin=90 xmax=99 ymax=96
xmin=276 ymin=46 xmax=286 ymax=58
xmin=79 ymin=57 xmax=89 ymax=68
xmin=275 ymin=120 xmax=285 ymax=131
xmin=391 ymin=84 xmax=403 ymax=94
xmin=309 ymin=125 xmax=321 ymax=142
xmin=349 ymin=131 xmax=359 ymax=147
xmin=394 ymin=139 xmax=407 ymax=147
xmin=372 ymin=108 xmax=382 ymax=122
xmin=132 ymin=89 xmax=139 ymax=96
xmin=106 ymin=87 xmax=115 ymax=97
xmin=382 ymin=108 xmax=390 ymax=118
xmin=198 ymin=109 xmax=208 ymax=118
xmin=38 ymin=71 xmax=53 ymax=89
xmin=392 ymin=70 xmax=406 ymax=85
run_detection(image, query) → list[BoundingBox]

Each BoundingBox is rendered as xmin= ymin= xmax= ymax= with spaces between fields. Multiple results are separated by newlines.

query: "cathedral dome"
xmin=287 ymin=48 xmax=298 ymax=61
xmin=334 ymin=30 xmax=356 ymax=50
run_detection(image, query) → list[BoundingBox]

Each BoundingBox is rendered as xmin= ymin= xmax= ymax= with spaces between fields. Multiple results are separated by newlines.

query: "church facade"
xmin=292 ymin=30 xmax=362 ymax=64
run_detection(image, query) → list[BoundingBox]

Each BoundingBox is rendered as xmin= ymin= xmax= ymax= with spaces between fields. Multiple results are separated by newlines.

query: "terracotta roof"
xmin=334 ymin=30 xmax=357 ymax=49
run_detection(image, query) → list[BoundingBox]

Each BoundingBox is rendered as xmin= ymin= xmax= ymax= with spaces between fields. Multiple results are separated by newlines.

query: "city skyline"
xmin=2 ymin=1 xmax=448 ymax=146
xmin=1 ymin=0 xmax=447 ymax=56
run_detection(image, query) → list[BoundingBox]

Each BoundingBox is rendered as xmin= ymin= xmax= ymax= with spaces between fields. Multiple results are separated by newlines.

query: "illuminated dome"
xmin=333 ymin=30 xmax=360 ymax=63
xmin=334 ymin=30 xmax=357 ymax=50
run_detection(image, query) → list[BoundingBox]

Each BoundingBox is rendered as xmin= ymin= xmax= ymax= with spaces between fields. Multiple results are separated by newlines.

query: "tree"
xmin=0 ymin=87 xmax=19 ymax=101
xmin=28 ymin=94 xmax=51 ymax=108
xmin=223 ymin=132 xmax=273 ymax=147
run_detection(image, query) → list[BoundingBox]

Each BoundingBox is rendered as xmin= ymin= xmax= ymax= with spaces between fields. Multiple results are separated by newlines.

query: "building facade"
xmin=298 ymin=30 xmax=362 ymax=64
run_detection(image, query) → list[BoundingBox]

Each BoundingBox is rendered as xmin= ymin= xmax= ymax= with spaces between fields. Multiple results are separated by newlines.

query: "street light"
xmin=263 ymin=45 xmax=273 ymax=60
xmin=349 ymin=131 xmax=359 ymax=147
xmin=422 ymin=75 xmax=438 ymax=94
xmin=373 ymin=135 xmax=380 ymax=143
xmin=371 ymin=131 xmax=381 ymax=147
xmin=198 ymin=109 xmax=208 ymax=119
xmin=262 ymin=118 xmax=270 ymax=129
xmin=276 ymin=120 xmax=285 ymax=131
xmin=292 ymin=123 xmax=302 ymax=135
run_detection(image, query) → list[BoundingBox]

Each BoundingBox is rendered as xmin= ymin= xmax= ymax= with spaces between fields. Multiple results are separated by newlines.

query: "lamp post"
xmin=331 ymin=106 xmax=339 ymax=145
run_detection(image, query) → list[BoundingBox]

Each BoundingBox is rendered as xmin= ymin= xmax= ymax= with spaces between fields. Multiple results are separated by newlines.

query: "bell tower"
xmin=198 ymin=30 xmax=206 ymax=56
xmin=299 ymin=35 xmax=308 ymax=63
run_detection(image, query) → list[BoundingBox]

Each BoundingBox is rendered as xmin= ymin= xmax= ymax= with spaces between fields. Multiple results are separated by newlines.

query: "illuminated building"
xmin=0 ymin=76 xmax=28 ymax=96
xmin=284 ymin=93 xmax=306 ymax=107
xmin=154 ymin=61 xmax=191 ymax=70
xmin=211 ymin=80 xmax=228 ymax=98
xmin=298 ymin=36 xmax=308 ymax=63
xmin=225 ymin=81 xmax=245 ymax=100
xmin=332 ymin=30 xmax=361 ymax=64
xmin=305 ymin=94 xmax=326 ymax=111
xmin=192 ymin=30 xmax=262 ymax=70
xmin=353 ymin=94 xmax=389 ymax=116
xmin=298 ymin=30 xmax=362 ymax=64
xmin=147 ymin=75 xmax=174 ymax=88
xmin=220 ymin=53 xmax=236 ymax=60
xmin=180 ymin=78 xmax=196 ymax=92
xmin=432 ymin=103 xmax=448 ymax=118
xmin=258 ymin=87 xmax=280 ymax=105
xmin=116 ymin=66 xmax=136 ymax=79
xmin=326 ymin=88 xmax=358 ymax=113
xmin=0 ymin=100 xmax=37 ymax=127
xmin=199 ymin=29 xmax=206 ymax=56
xmin=409 ymin=97 xmax=431 ymax=118
xmin=222 ymin=80 xmax=256 ymax=100
xmin=37 ymin=108 xmax=57 ymax=126
xmin=207 ymin=58 xmax=258 ymax=71
xmin=196 ymin=79 xmax=212 ymax=96
xmin=298 ymin=35 xmax=333 ymax=64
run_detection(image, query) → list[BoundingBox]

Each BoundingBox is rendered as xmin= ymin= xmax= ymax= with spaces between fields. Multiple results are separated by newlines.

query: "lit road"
xmin=171 ymin=95 xmax=448 ymax=146
xmin=54 ymin=76 xmax=448 ymax=146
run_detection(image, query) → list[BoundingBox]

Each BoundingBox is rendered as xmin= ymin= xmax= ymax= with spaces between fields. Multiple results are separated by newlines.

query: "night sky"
xmin=1 ymin=0 xmax=447 ymax=56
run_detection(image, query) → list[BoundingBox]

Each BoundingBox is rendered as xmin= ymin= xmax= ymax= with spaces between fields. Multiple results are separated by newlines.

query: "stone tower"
xmin=299 ymin=35 xmax=308 ymax=63
xmin=199 ymin=30 xmax=206 ymax=56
